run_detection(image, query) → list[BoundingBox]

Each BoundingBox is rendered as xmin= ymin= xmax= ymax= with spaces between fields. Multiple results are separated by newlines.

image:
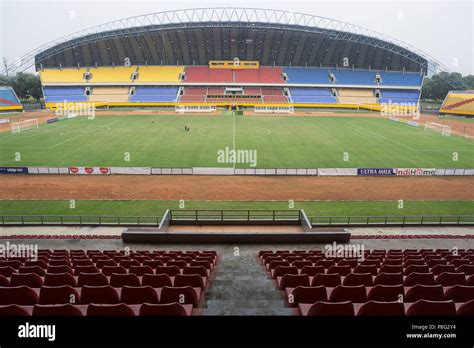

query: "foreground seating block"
xmin=86 ymin=303 xmax=135 ymax=316
xmin=39 ymin=285 xmax=80 ymax=305
xmin=0 ymin=304 xmax=30 ymax=316
xmin=0 ymin=286 xmax=39 ymax=305
xmin=406 ymin=300 xmax=456 ymax=316
xmin=80 ymin=285 xmax=120 ymax=304
xmin=285 ymin=286 xmax=327 ymax=307
xmin=33 ymin=304 xmax=83 ymax=316
xmin=120 ymin=286 xmax=159 ymax=305
xmin=139 ymin=302 xmax=191 ymax=316
xmin=357 ymin=301 xmax=405 ymax=316
xmin=405 ymin=284 xmax=444 ymax=302
xmin=302 ymin=301 xmax=355 ymax=316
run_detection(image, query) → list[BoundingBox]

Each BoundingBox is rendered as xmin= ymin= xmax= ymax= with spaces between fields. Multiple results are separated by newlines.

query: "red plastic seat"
xmin=141 ymin=274 xmax=173 ymax=288
xmin=43 ymin=272 xmax=76 ymax=287
xmin=405 ymin=284 xmax=444 ymax=302
xmin=456 ymin=264 xmax=474 ymax=275
xmin=337 ymin=259 xmax=358 ymax=268
xmin=86 ymin=303 xmax=135 ymax=316
xmin=128 ymin=265 xmax=154 ymax=276
xmin=109 ymin=273 xmax=140 ymax=287
xmin=72 ymin=259 xmax=94 ymax=267
xmin=174 ymin=274 xmax=205 ymax=288
xmin=143 ymin=260 xmax=165 ymax=269
xmin=18 ymin=266 xmax=46 ymax=276
xmin=306 ymin=301 xmax=354 ymax=316
xmin=160 ymin=286 xmax=199 ymax=307
xmin=32 ymin=304 xmax=82 ymax=316
xmin=0 ymin=286 xmax=38 ymax=305
xmin=39 ymin=285 xmax=80 ymax=305
xmin=95 ymin=259 xmax=118 ymax=268
xmin=300 ymin=266 xmax=325 ymax=277
xmin=367 ymin=284 xmax=405 ymax=302
xmin=288 ymin=286 xmax=327 ymax=306
xmin=10 ymin=273 xmax=43 ymax=287
xmin=0 ymin=260 xmax=22 ymax=268
xmin=139 ymin=302 xmax=188 ymax=316
xmin=431 ymin=264 xmax=456 ymax=275
xmin=74 ymin=265 xmax=99 ymax=276
xmin=327 ymin=265 xmax=352 ymax=276
xmin=101 ymin=265 xmax=127 ymax=276
xmin=292 ymin=260 xmax=312 ymax=269
xmin=0 ymin=266 xmax=16 ymax=277
xmin=77 ymin=272 xmax=109 ymax=287
xmin=182 ymin=266 xmax=208 ymax=277
xmin=379 ymin=265 xmax=403 ymax=274
xmin=120 ymin=285 xmax=159 ymax=304
xmin=467 ymin=275 xmax=474 ymax=286
xmin=357 ymin=301 xmax=405 ymax=316
xmin=343 ymin=273 xmax=373 ymax=286
xmin=80 ymin=285 xmax=120 ymax=304
xmin=267 ymin=260 xmax=290 ymax=271
xmin=0 ymin=304 xmax=30 ymax=316
xmin=353 ymin=264 xmax=378 ymax=275
xmin=406 ymin=300 xmax=456 ymax=316
xmin=47 ymin=265 xmax=73 ymax=275
xmin=373 ymin=272 xmax=403 ymax=286
xmin=404 ymin=265 xmax=430 ymax=276
xmin=311 ymin=273 xmax=341 ymax=287
xmin=444 ymin=285 xmax=474 ymax=302
xmin=48 ymin=259 xmax=71 ymax=267
xmin=435 ymin=272 xmax=466 ymax=286
xmin=0 ymin=275 xmax=9 ymax=286
xmin=166 ymin=260 xmax=187 ymax=269
xmin=278 ymin=274 xmax=310 ymax=290
xmin=457 ymin=300 xmax=474 ymax=315
xmin=404 ymin=272 xmax=435 ymax=286
xmin=156 ymin=266 xmax=181 ymax=277
xmin=314 ymin=260 xmax=336 ymax=268
xmin=189 ymin=260 xmax=212 ymax=270
xmin=329 ymin=285 xmax=367 ymax=303
xmin=24 ymin=260 xmax=48 ymax=269
xmin=273 ymin=266 xmax=298 ymax=278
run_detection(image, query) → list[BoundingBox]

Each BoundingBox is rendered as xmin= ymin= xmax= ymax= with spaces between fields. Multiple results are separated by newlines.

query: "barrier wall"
xmin=1 ymin=166 xmax=473 ymax=176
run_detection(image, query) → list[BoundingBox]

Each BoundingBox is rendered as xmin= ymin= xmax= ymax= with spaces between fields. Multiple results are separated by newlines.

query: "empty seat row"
xmin=272 ymin=269 xmax=473 ymax=287
xmin=0 ymin=302 xmax=192 ymax=316
xmin=298 ymin=299 xmax=474 ymax=316
xmin=285 ymin=284 xmax=474 ymax=306
xmin=0 ymin=272 xmax=208 ymax=289
xmin=0 ymin=285 xmax=202 ymax=307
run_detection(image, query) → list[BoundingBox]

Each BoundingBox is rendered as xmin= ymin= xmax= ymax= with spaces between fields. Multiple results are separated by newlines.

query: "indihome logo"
xmin=396 ymin=168 xmax=436 ymax=176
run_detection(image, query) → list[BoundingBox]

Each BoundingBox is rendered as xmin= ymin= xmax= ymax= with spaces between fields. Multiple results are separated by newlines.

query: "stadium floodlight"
xmin=424 ymin=122 xmax=452 ymax=136
xmin=11 ymin=119 xmax=39 ymax=134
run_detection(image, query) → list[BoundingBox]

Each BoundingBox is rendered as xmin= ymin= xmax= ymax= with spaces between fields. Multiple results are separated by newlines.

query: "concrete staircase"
xmin=203 ymin=252 xmax=294 ymax=315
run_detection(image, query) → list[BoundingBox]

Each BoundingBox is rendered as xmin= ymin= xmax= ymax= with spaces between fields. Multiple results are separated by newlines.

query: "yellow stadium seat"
xmin=337 ymin=89 xmax=377 ymax=104
xmin=40 ymin=68 xmax=88 ymax=83
xmin=136 ymin=66 xmax=184 ymax=83
xmin=440 ymin=91 xmax=474 ymax=115
xmin=89 ymin=87 xmax=130 ymax=102
xmin=88 ymin=67 xmax=137 ymax=83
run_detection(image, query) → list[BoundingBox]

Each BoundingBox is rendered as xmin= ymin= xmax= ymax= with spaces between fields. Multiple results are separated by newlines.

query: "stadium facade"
xmin=27 ymin=8 xmax=444 ymax=111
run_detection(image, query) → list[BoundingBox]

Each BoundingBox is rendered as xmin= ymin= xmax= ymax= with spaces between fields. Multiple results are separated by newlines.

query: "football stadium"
xmin=0 ymin=3 xmax=473 ymax=346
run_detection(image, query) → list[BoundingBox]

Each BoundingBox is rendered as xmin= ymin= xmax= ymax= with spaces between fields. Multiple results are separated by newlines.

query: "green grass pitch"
xmin=0 ymin=114 xmax=473 ymax=168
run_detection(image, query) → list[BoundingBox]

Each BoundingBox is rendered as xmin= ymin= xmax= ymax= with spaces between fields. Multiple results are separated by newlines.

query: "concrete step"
xmin=205 ymin=289 xmax=283 ymax=300
xmin=203 ymin=307 xmax=295 ymax=316
xmin=205 ymin=299 xmax=287 ymax=309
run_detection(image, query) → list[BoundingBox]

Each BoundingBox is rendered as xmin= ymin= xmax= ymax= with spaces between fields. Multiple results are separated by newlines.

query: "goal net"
xmin=11 ymin=119 xmax=39 ymax=133
xmin=175 ymin=105 xmax=217 ymax=113
xmin=254 ymin=105 xmax=294 ymax=114
xmin=424 ymin=122 xmax=452 ymax=136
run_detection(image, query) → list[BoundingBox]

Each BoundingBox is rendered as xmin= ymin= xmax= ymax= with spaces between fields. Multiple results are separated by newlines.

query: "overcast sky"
xmin=0 ymin=0 xmax=472 ymax=75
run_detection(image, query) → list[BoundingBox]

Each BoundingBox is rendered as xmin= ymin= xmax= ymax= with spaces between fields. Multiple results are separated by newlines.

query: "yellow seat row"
xmin=40 ymin=66 xmax=185 ymax=84
xmin=337 ymin=89 xmax=377 ymax=104
xmin=440 ymin=92 xmax=474 ymax=115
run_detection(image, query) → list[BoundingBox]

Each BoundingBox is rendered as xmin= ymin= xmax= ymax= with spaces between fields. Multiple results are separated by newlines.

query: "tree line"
xmin=0 ymin=71 xmax=473 ymax=102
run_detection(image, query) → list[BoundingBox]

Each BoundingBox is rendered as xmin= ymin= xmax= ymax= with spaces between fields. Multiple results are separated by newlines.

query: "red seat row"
xmin=0 ymin=285 xmax=202 ymax=307
xmin=0 ymin=302 xmax=193 ymax=316
xmin=298 ymin=299 xmax=474 ymax=316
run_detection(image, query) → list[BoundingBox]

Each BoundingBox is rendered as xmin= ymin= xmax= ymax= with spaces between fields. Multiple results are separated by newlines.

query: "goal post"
xmin=424 ymin=122 xmax=452 ymax=136
xmin=11 ymin=119 xmax=39 ymax=134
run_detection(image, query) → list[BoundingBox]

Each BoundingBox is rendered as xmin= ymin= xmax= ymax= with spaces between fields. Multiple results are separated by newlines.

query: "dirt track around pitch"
xmin=1 ymin=175 xmax=473 ymax=201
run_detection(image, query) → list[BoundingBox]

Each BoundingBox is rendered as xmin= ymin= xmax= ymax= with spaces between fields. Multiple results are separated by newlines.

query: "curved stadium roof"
xmin=6 ymin=8 xmax=456 ymax=79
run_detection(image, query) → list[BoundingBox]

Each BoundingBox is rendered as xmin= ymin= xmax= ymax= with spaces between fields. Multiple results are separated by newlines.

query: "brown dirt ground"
xmin=1 ymin=175 xmax=473 ymax=201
